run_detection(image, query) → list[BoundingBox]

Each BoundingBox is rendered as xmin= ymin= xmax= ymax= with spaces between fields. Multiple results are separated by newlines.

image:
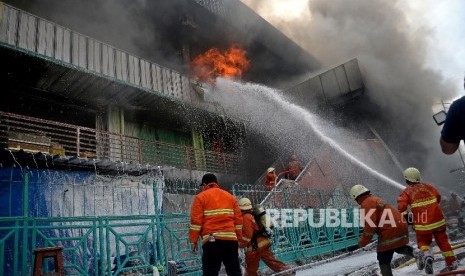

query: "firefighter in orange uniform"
xmin=265 ymin=167 xmax=277 ymax=191
xmin=189 ymin=173 xmax=243 ymax=276
xmin=397 ymin=167 xmax=457 ymax=274
xmin=285 ymin=154 xmax=303 ymax=180
xmin=238 ymin=198 xmax=289 ymax=276
xmin=350 ymin=184 xmax=415 ymax=276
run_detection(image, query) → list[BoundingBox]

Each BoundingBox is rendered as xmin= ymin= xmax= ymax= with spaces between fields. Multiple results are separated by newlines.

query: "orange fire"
xmin=191 ymin=45 xmax=250 ymax=83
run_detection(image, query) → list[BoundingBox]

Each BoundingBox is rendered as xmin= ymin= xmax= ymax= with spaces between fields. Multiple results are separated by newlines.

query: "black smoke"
xmin=242 ymin=0 xmax=464 ymax=193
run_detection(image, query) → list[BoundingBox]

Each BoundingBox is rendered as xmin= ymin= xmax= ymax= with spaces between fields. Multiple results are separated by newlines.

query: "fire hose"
xmin=435 ymin=270 xmax=465 ymax=276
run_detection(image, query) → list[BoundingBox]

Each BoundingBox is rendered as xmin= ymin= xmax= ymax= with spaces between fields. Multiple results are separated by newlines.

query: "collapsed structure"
xmin=0 ymin=1 xmax=403 ymax=275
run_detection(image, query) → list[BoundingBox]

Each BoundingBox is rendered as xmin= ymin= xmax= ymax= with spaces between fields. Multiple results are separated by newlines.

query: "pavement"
xmin=291 ymin=240 xmax=465 ymax=276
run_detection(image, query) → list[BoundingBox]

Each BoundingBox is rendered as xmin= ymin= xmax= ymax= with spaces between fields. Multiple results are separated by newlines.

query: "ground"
xmin=293 ymin=240 xmax=465 ymax=276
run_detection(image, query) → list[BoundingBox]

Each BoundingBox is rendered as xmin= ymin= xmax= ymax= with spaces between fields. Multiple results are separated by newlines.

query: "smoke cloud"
xmin=5 ymin=0 xmax=463 ymax=193
xmin=242 ymin=0 xmax=464 ymax=193
xmin=3 ymin=0 xmax=191 ymax=71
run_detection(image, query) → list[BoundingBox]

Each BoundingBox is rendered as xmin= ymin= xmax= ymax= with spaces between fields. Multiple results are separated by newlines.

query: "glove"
xmin=191 ymin=243 xmax=198 ymax=252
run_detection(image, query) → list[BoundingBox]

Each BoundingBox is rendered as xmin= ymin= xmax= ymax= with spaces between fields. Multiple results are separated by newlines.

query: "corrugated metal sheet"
xmin=288 ymin=58 xmax=365 ymax=108
xmin=0 ymin=2 xmax=197 ymax=106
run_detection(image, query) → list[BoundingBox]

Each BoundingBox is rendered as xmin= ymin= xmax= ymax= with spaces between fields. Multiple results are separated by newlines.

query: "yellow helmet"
xmin=403 ymin=167 xmax=421 ymax=183
xmin=238 ymin=198 xmax=252 ymax=211
xmin=267 ymin=167 xmax=275 ymax=173
xmin=349 ymin=184 xmax=370 ymax=200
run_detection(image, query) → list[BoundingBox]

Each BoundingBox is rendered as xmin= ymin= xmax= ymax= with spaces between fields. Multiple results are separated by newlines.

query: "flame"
xmin=191 ymin=45 xmax=250 ymax=83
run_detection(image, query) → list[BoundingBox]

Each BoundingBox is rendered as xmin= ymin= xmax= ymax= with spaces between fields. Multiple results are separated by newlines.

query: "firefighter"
xmin=238 ymin=198 xmax=289 ymax=276
xmin=350 ymin=184 xmax=415 ymax=276
xmin=285 ymin=154 xmax=303 ymax=180
xmin=189 ymin=173 xmax=243 ymax=276
xmin=440 ymin=75 xmax=465 ymax=155
xmin=265 ymin=167 xmax=277 ymax=191
xmin=397 ymin=167 xmax=457 ymax=274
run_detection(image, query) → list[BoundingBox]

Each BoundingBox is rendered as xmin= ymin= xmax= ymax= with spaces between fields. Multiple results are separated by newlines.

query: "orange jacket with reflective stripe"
xmin=189 ymin=183 xmax=243 ymax=244
xmin=239 ymin=213 xmax=271 ymax=252
xmin=397 ymin=182 xmax=446 ymax=234
xmin=359 ymin=194 xmax=409 ymax=252
xmin=265 ymin=173 xmax=276 ymax=190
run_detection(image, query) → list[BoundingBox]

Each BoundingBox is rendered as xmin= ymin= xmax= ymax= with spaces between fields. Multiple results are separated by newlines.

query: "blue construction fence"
xmin=0 ymin=167 xmax=362 ymax=275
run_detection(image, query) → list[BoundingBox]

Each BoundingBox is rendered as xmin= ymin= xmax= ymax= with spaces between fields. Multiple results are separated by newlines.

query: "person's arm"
xmin=359 ymin=203 xmax=377 ymax=248
xmin=440 ymin=138 xmax=460 ymax=155
xmin=239 ymin=215 xmax=253 ymax=248
xmin=189 ymin=196 xmax=203 ymax=248
xmin=233 ymin=198 xmax=243 ymax=242
xmin=440 ymin=99 xmax=463 ymax=154
xmin=397 ymin=190 xmax=409 ymax=215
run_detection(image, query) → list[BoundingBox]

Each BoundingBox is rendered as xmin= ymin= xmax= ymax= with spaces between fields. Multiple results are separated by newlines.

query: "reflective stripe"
xmin=242 ymin=237 xmax=251 ymax=242
xmin=443 ymin=250 xmax=455 ymax=257
xmin=189 ymin=224 xmax=201 ymax=231
xmin=401 ymin=210 xmax=408 ymax=216
xmin=414 ymin=219 xmax=446 ymax=231
xmin=204 ymin=209 xmax=234 ymax=216
xmin=420 ymin=245 xmax=430 ymax=251
xmin=411 ymin=198 xmax=437 ymax=208
xmin=246 ymin=239 xmax=271 ymax=252
xmin=235 ymin=225 xmax=243 ymax=230
xmin=201 ymin=231 xmax=237 ymax=242
xmin=378 ymin=234 xmax=408 ymax=247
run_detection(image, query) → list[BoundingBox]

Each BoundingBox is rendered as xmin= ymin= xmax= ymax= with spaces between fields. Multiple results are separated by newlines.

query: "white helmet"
xmin=267 ymin=167 xmax=275 ymax=173
xmin=238 ymin=198 xmax=252 ymax=211
xmin=350 ymin=184 xmax=370 ymax=200
xmin=403 ymin=167 xmax=421 ymax=183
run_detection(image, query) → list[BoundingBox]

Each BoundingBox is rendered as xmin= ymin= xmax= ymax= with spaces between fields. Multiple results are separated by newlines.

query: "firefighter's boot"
xmin=424 ymin=251 xmax=434 ymax=275
xmin=439 ymin=260 xmax=458 ymax=273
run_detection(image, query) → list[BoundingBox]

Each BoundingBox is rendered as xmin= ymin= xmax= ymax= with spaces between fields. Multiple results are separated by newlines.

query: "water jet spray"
xmin=211 ymin=79 xmax=406 ymax=191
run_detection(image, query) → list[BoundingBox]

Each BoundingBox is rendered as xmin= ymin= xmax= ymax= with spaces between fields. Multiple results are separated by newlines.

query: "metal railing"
xmin=232 ymin=183 xmax=361 ymax=261
xmin=0 ymin=167 xmax=362 ymax=275
xmin=0 ymin=167 xmax=200 ymax=276
xmin=232 ymin=184 xmax=361 ymax=263
xmin=0 ymin=2 xmax=193 ymax=103
xmin=0 ymin=215 xmax=201 ymax=276
xmin=0 ymin=111 xmax=241 ymax=174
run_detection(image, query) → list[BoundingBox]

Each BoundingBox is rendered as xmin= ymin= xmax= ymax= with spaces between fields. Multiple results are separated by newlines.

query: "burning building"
xmin=0 ymin=0 xmax=320 ymax=182
xmin=0 ymin=0 xmax=402 ymax=275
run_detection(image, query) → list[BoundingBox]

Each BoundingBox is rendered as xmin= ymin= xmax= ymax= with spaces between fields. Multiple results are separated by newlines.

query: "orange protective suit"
xmin=265 ymin=172 xmax=276 ymax=191
xmin=397 ymin=182 xmax=456 ymax=266
xmin=239 ymin=213 xmax=288 ymax=276
xmin=286 ymin=155 xmax=303 ymax=180
xmin=189 ymin=182 xmax=243 ymax=245
xmin=358 ymin=194 xmax=409 ymax=252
